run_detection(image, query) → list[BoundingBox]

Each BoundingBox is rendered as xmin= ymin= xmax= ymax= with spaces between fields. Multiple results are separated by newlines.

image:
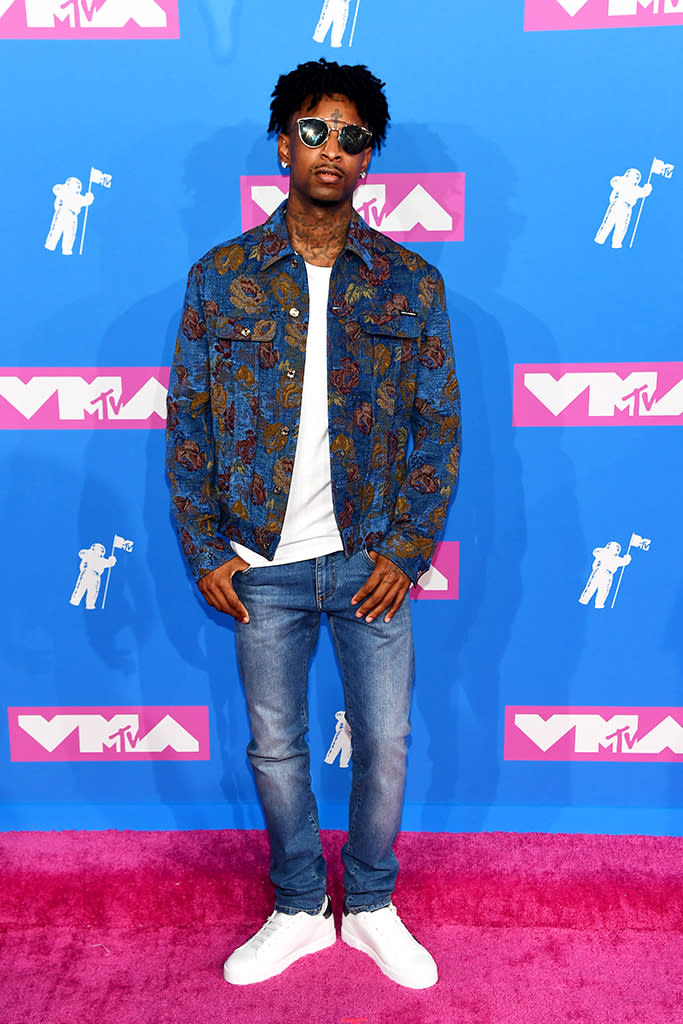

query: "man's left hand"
xmin=351 ymin=551 xmax=411 ymax=624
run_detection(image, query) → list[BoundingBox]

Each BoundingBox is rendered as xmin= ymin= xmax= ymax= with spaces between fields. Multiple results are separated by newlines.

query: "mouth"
xmin=314 ymin=167 xmax=344 ymax=184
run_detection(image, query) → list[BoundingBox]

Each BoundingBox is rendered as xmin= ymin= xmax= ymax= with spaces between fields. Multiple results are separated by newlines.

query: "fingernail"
xmin=355 ymin=611 xmax=363 ymax=618
xmin=366 ymin=616 xmax=374 ymax=623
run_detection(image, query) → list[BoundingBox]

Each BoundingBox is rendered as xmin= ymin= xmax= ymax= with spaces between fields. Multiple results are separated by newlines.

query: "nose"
xmin=321 ymin=128 xmax=342 ymax=158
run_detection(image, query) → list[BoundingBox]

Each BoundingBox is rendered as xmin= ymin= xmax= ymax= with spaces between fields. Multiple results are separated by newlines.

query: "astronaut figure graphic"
xmin=579 ymin=542 xmax=631 ymax=609
xmin=45 ymin=177 xmax=94 ymax=255
xmin=69 ymin=543 xmax=117 ymax=610
xmin=324 ymin=710 xmax=353 ymax=768
xmin=594 ymin=169 xmax=652 ymax=249
xmin=313 ymin=0 xmax=351 ymax=47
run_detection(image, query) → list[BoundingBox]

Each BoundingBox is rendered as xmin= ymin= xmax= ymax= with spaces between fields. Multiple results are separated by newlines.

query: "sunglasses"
xmin=296 ymin=117 xmax=373 ymax=156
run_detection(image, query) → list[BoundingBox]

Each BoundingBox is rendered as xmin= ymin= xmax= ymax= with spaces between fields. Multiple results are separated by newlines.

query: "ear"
xmin=360 ymin=147 xmax=372 ymax=177
xmin=278 ymin=133 xmax=291 ymax=169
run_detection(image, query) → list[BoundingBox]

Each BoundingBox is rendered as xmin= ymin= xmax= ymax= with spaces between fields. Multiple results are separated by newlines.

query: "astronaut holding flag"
xmin=579 ymin=532 xmax=651 ymax=610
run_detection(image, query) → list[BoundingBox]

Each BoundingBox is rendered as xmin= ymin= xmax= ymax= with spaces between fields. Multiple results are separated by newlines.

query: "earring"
xmin=281 ymin=161 xmax=289 ymax=169
xmin=360 ymin=171 xmax=366 ymax=179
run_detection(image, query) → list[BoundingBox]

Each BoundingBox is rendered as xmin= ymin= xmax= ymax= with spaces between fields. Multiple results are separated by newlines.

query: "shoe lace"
xmin=251 ymin=911 xmax=283 ymax=951
xmin=367 ymin=905 xmax=414 ymax=944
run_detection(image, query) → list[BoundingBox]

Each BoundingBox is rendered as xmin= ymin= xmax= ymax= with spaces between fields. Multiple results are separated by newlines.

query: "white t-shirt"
xmin=231 ymin=261 xmax=344 ymax=567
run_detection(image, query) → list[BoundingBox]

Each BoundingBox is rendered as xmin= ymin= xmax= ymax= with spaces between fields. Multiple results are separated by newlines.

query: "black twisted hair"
xmin=268 ymin=58 xmax=390 ymax=152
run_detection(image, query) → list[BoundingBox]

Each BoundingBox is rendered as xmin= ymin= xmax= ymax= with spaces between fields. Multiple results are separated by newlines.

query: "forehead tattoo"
xmin=329 ymin=107 xmax=344 ymax=127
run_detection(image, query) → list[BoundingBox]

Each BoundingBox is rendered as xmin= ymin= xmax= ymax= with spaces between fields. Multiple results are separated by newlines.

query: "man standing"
xmin=167 ymin=59 xmax=460 ymax=990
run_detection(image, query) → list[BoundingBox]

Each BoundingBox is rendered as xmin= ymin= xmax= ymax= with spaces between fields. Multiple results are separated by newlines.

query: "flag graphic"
xmin=113 ymin=535 xmax=134 ymax=553
xmin=629 ymin=533 xmax=651 ymax=551
xmin=91 ymin=167 xmax=112 ymax=188
xmin=651 ymin=159 xmax=674 ymax=179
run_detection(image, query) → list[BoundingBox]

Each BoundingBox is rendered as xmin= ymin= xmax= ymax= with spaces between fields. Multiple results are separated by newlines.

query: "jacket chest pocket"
xmin=354 ymin=308 xmax=422 ymax=419
xmin=210 ymin=312 xmax=283 ymax=404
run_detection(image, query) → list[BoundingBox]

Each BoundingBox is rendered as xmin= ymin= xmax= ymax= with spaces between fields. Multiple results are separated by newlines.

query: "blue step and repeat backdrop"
xmin=1 ymin=0 xmax=682 ymax=834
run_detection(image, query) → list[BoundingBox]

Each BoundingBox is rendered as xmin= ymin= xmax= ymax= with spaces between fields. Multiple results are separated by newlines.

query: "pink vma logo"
xmin=0 ymin=0 xmax=179 ymax=38
xmin=241 ymin=174 xmax=465 ymax=243
xmin=8 ymin=706 xmax=210 ymax=761
xmin=525 ymin=0 xmax=683 ymax=31
xmin=505 ymin=706 xmax=683 ymax=762
xmin=513 ymin=362 xmax=683 ymax=426
xmin=411 ymin=541 xmax=459 ymax=601
xmin=0 ymin=368 xmax=169 ymax=429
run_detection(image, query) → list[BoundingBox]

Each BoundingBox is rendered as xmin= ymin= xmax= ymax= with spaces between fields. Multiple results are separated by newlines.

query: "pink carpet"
xmin=2 ymin=829 xmax=683 ymax=1023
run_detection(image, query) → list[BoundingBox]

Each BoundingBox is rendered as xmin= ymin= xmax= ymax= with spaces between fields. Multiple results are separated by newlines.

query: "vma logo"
xmin=241 ymin=173 xmax=465 ymax=243
xmin=505 ymin=706 xmax=683 ymax=762
xmin=513 ymin=363 xmax=683 ymax=426
xmin=411 ymin=541 xmax=459 ymax=601
xmin=0 ymin=368 xmax=169 ymax=429
xmin=8 ymin=706 xmax=210 ymax=761
xmin=526 ymin=0 xmax=683 ymax=31
xmin=0 ymin=0 xmax=179 ymax=38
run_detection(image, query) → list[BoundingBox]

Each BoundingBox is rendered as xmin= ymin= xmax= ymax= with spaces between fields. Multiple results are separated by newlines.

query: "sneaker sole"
xmin=341 ymin=922 xmax=438 ymax=990
xmin=223 ymin=924 xmax=336 ymax=985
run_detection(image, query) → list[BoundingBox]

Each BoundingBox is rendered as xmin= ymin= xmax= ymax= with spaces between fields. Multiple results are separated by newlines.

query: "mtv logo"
xmin=0 ymin=368 xmax=170 ymax=429
xmin=525 ymin=0 xmax=683 ymax=31
xmin=411 ymin=541 xmax=459 ymax=601
xmin=8 ymin=706 xmax=210 ymax=761
xmin=240 ymin=173 xmax=465 ymax=243
xmin=504 ymin=706 xmax=683 ymax=762
xmin=512 ymin=362 xmax=683 ymax=426
xmin=0 ymin=0 xmax=179 ymax=38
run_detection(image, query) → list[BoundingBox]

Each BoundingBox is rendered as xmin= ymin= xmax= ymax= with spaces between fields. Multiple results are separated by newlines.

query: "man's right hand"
xmin=197 ymin=556 xmax=251 ymax=623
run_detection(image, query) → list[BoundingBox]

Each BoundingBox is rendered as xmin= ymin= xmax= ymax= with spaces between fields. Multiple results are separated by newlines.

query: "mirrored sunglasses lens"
xmin=298 ymin=118 xmax=328 ymax=148
xmin=339 ymin=126 xmax=371 ymax=154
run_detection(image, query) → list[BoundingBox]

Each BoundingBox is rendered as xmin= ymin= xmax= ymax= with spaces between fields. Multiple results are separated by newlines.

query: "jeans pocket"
xmin=360 ymin=547 xmax=377 ymax=570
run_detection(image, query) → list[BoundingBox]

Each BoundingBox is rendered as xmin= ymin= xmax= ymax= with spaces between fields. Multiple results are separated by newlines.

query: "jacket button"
xmin=290 ymin=258 xmax=298 ymax=268
xmin=240 ymin=327 xmax=250 ymax=337
xmin=286 ymin=368 xmax=296 ymax=379
xmin=289 ymin=307 xmax=300 ymax=318
xmin=274 ymin=486 xmax=282 ymax=494
xmin=280 ymin=426 xmax=289 ymax=436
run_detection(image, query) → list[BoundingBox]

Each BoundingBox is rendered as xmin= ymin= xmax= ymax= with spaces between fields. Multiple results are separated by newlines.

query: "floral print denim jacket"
xmin=166 ymin=201 xmax=461 ymax=585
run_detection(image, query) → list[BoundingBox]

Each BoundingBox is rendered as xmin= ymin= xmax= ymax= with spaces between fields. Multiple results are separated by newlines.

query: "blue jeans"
xmin=232 ymin=549 xmax=414 ymax=915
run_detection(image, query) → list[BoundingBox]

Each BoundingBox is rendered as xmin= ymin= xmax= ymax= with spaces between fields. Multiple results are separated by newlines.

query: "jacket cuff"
xmin=371 ymin=534 xmax=436 ymax=587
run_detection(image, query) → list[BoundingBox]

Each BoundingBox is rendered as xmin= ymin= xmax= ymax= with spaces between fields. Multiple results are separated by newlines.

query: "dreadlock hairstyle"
xmin=268 ymin=58 xmax=390 ymax=152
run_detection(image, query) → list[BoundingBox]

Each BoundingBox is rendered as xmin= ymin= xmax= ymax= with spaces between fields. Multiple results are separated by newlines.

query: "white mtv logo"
xmin=18 ymin=713 xmax=199 ymax=753
xmin=555 ymin=0 xmax=683 ymax=13
xmin=515 ymin=713 xmax=683 ymax=754
xmin=0 ymin=0 xmax=168 ymax=26
xmin=524 ymin=371 xmax=683 ymax=417
xmin=250 ymin=182 xmax=453 ymax=233
xmin=0 ymin=375 xmax=168 ymax=420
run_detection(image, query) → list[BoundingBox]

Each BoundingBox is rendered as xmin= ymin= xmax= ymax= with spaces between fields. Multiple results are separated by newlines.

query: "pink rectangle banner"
xmin=525 ymin=0 xmax=683 ymax=32
xmin=411 ymin=541 xmax=459 ymax=601
xmin=505 ymin=706 xmax=683 ymax=762
xmin=0 ymin=367 xmax=169 ymax=429
xmin=8 ymin=706 xmax=210 ymax=761
xmin=241 ymin=173 xmax=465 ymax=243
xmin=513 ymin=362 xmax=683 ymax=426
xmin=0 ymin=0 xmax=179 ymax=39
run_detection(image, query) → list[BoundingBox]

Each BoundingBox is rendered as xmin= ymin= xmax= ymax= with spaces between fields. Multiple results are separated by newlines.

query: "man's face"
xmin=278 ymin=93 xmax=372 ymax=209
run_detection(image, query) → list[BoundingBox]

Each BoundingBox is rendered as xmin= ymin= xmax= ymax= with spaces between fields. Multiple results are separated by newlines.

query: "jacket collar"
xmin=256 ymin=200 xmax=374 ymax=271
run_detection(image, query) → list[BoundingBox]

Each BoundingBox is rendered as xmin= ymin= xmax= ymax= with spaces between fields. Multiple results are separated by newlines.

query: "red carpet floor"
xmin=1 ymin=829 xmax=683 ymax=1023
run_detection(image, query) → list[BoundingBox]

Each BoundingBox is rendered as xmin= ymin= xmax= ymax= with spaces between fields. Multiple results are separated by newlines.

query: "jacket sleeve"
xmin=165 ymin=262 xmax=231 ymax=581
xmin=373 ymin=267 xmax=461 ymax=584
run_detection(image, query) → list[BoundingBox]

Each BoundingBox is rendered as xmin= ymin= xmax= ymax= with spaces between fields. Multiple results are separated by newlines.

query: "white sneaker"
xmin=341 ymin=902 xmax=438 ymax=989
xmin=223 ymin=896 xmax=336 ymax=985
